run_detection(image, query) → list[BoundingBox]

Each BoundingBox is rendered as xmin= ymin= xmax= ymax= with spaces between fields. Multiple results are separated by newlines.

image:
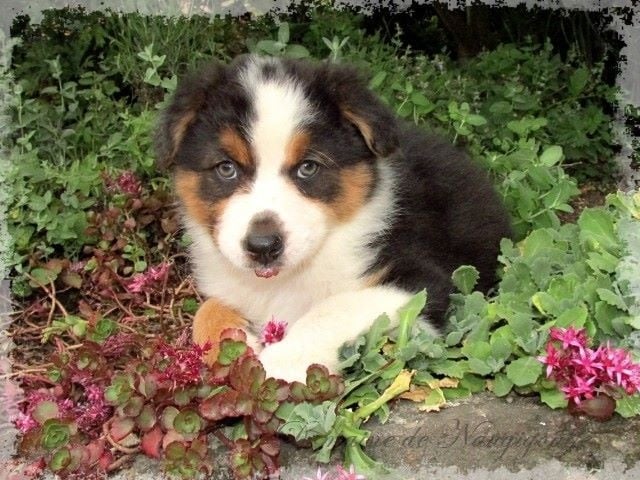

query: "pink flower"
xmin=538 ymin=342 xmax=563 ymax=378
xmin=126 ymin=262 xmax=170 ymax=294
xmin=261 ymin=317 xmax=287 ymax=345
xmin=14 ymin=411 xmax=38 ymax=433
xmin=116 ymin=170 xmax=142 ymax=196
xmin=549 ymin=326 xmax=587 ymax=350
xmin=539 ymin=327 xmax=640 ymax=406
xmin=155 ymin=341 xmax=211 ymax=389
xmin=561 ymin=376 xmax=596 ymax=404
xmin=335 ymin=465 xmax=366 ymax=480
xmin=302 ymin=468 xmax=332 ymax=480
xmin=74 ymin=384 xmax=111 ymax=434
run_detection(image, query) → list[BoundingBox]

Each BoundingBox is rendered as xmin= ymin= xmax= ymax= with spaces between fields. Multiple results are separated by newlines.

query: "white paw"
xmin=258 ymin=340 xmax=338 ymax=383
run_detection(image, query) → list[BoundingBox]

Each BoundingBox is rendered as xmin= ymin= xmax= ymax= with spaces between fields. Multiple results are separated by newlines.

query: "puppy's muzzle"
xmin=243 ymin=214 xmax=284 ymax=277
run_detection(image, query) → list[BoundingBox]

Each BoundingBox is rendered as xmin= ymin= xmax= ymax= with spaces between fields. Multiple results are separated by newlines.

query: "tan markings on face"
xmin=283 ymin=130 xmax=311 ymax=169
xmin=171 ymin=110 xmax=197 ymax=160
xmin=342 ymin=110 xmax=376 ymax=154
xmin=192 ymin=297 xmax=248 ymax=366
xmin=174 ymin=169 xmax=228 ymax=234
xmin=326 ymin=162 xmax=374 ymax=222
xmin=219 ymin=127 xmax=253 ymax=168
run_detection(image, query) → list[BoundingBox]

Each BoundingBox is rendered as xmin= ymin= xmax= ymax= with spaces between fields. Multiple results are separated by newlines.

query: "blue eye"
xmin=216 ymin=161 xmax=237 ymax=180
xmin=297 ymin=160 xmax=319 ymax=179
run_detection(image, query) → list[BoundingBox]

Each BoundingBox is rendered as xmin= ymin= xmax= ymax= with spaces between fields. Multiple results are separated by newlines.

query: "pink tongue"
xmin=254 ymin=267 xmax=280 ymax=278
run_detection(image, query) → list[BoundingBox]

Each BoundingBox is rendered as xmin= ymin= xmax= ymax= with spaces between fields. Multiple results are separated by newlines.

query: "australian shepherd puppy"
xmin=155 ymin=55 xmax=511 ymax=382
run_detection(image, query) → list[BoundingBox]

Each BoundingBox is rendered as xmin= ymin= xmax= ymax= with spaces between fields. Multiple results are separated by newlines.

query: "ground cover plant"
xmin=4 ymin=4 xmax=639 ymax=480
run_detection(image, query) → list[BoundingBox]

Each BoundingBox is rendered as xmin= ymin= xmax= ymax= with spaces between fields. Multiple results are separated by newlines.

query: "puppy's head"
xmin=156 ymin=55 xmax=398 ymax=278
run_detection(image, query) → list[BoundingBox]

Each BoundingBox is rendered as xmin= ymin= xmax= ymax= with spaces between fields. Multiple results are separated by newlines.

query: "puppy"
xmin=155 ymin=55 xmax=511 ymax=382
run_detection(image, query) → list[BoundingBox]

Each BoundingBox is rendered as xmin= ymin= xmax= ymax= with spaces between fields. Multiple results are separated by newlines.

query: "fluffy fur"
xmin=156 ymin=55 xmax=512 ymax=382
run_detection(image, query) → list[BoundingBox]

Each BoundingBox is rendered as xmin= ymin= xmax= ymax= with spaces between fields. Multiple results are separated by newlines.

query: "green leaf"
xmin=578 ymin=209 xmax=618 ymax=253
xmin=569 ymin=67 xmax=589 ymax=96
xmin=597 ymin=288 xmax=628 ymax=311
xmin=539 ymin=145 xmax=563 ymax=166
xmin=540 ymin=388 xmax=568 ymax=409
xmin=452 ymin=265 xmax=479 ymax=294
xmin=615 ymin=395 xmax=640 ymax=418
xmin=277 ymin=22 xmax=290 ymax=45
xmin=491 ymin=373 xmax=513 ymax=397
xmin=395 ymin=291 xmax=426 ymax=350
xmin=505 ymin=356 xmax=543 ymax=387
xmin=278 ymin=401 xmax=336 ymax=441
xmin=554 ymin=304 xmax=588 ymax=328
xmin=217 ymin=339 xmax=247 ymax=366
xmin=49 ymin=447 xmax=71 ymax=472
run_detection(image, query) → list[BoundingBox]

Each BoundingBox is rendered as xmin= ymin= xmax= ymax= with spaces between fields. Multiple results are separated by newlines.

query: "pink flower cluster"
xmin=155 ymin=340 xmax=211 ymax=389
xmin=126 ymin=262 xmax=170 ymax=294
xmin=261 ymin=317 xmax=288 ymax=345
xmin=115 ymin=170 xmax=142 ymax=196
xmin=303 ymin=465 xmax=366 ymax=480
xmin=14 ymin=385 xmax=111 ymax=435
xmin=538 ymin=327 xmax=640 ymax=404
xmin=74 ymin=384 xmax=111 ymax=433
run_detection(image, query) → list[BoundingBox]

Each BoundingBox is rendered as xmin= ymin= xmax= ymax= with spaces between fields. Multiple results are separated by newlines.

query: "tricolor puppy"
xmin=156 ymin=55 xmax=511 ymax=382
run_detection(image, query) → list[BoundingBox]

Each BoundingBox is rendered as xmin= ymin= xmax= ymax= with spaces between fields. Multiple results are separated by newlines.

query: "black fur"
xmin=372 ymin=127 xmax=512 ymax=328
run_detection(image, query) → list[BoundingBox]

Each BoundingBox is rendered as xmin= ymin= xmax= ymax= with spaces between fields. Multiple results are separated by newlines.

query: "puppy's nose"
xmin=245 ymin=233 xmax=283 ymax=262
xmin=244 ymin=216 xmax=284 ymax=264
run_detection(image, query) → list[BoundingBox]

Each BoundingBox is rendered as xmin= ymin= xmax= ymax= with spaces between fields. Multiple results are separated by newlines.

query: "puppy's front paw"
xmin=258 ymin=342 xmax=309 ymax=383
xmin=258 ymin=340 xmax=339 ymax=383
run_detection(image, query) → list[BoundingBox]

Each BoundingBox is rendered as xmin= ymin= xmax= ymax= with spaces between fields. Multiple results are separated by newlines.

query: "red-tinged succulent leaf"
xmin=61 ymin=271 xmax=83 ymax=289
xmin=173 ymin=388 xmax=193 ymax=406
xmin=207 ymin=363 xmax=232 ymax=384
xmin=67 ymin=445 xmax=87 ymax=471
xmin=162 ymin=429 xmax=186 ymax=450
xmin=164 ymin=440 xmax=187 ymax=462
xmin=288 ymin=381 xmax=308 ymax=402
xmin=230 ymin=440 xmax=253 ymax=479
xmin=304 ymin=364 xmax=344 ymax=401
xmin=85 ymin=439 xmax=105 ymax=465
xmin=199 ymin=389 xmax=252 ymax=421
xmin=173 ymin=410 xmax=202 ymax=436
xmin=218 ymin=339 xmax=248 ymax=366
xmin=141 ymin=425 xmax=163 ymax=459
xmin=219 ymin=328 xmax=247 ymax=343
xmin=109 ymin=417 xmax=134 ymax=442
xmin=259 ymin=435 xmax=280 ymax=457
xmin=569 ymin=394 xmax=616 ymax=421
xmin=119 ymin=432 xmax=141 ymax=448
xmin=136 ymin=404 xmax=157 ymax=432
xmin=190 ymin=436 xmax=209 ymax=459
xmin=48 ymin=447 xmax=71 ymax=472
xmin=161 ymin=406 xmax=179 ymax=430
xmin=32 ymin=400 xmax=59 ymax=425
xmin=17 ymin=429 xmax=41 ymax=455
xmin=230 ymin=356 xmax=265 ymax=393
xmin=98 ymin=451 xmax=114 ymax=471
xmin=118 ymin=395 xmax=144 ymax=417
xmin=137 ymin=374 xmax=158 ymax=398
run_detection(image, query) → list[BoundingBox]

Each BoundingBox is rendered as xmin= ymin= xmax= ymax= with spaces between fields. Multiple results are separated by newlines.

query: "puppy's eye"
xmin=296 ymin=160 xmax=320 ymax=179
xmin=215 ymin=161 xmax=238 ymax=180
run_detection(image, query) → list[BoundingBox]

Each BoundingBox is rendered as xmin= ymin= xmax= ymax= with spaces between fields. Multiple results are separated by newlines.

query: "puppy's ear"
xmin=329 ymin=65 xmax=399 ymax=158
xmin=154 ymin=62 xmax=224 ymax=170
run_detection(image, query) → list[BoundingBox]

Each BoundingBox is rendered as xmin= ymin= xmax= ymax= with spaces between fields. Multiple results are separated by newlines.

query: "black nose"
xmin=245 ymin=233 xmax=283 ymax=263
xmin=244 ymin=215 xmax=284 ymax=264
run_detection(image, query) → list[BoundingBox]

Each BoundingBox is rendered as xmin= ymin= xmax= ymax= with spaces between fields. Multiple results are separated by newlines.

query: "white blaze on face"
xmin=216 ymin=57 xmax=329 ymax=274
